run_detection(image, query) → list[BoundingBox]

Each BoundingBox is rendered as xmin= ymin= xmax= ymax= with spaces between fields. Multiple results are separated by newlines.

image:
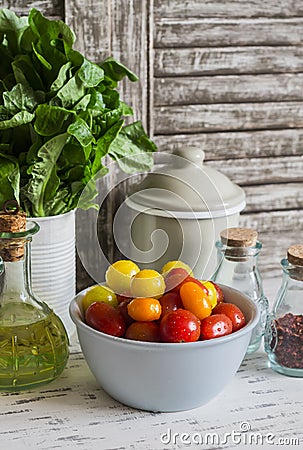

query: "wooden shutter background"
xmin=2 ymin=0 xmax=303 ymax=287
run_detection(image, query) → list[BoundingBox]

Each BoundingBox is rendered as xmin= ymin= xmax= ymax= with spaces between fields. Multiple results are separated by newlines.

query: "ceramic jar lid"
xmin=126 ymin=148 xmax=246 ymax=219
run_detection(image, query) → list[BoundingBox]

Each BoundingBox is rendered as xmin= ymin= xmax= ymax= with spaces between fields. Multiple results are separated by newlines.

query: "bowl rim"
xmin=69 ymin=284 xmax=260 ymax=350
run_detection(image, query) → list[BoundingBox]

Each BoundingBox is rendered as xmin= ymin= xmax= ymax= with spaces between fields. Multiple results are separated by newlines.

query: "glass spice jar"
xmin=212 ymin=227 xmax=269 ymax=354
xmin=264 ymin=245 xmax=303 ymax=377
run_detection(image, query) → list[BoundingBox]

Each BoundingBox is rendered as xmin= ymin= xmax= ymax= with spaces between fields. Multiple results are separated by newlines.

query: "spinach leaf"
xmin=0 ymin=111 xmax=34 ymax=129
xmin=34 ymin=104 xmax=74 ymax=136
xmin=100 ymin=57 xmax=138 ymax=82
xmin=68 ymin=117 xmax=94 ymax=147
xmin=0 ymin=152 xmax=20 ymax=206
xmin=21 ymin=133 xmax=68 ymax=216
xmin=109 ymin=121 xmax=156 ymax=173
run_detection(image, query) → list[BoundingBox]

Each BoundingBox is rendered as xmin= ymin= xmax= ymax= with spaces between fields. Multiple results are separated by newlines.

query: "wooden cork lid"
xmin=287 ymin=245 xmax=303 ymax=266
xmin=0 ymin=201 xmax=26 ymax=261
xmin=220 ymin=227 xmax=258 ymax=247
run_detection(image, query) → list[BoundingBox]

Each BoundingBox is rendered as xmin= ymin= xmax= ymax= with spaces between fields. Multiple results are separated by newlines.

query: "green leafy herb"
xmin=0 ymin=8 xmax=156 ymax=216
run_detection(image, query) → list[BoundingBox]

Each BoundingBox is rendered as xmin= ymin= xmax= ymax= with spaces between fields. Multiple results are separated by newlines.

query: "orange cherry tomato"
xmin=180 ymin=281 xmax=212 ymax=320
xmin=127 ymin=297 xmax=162 ymax=322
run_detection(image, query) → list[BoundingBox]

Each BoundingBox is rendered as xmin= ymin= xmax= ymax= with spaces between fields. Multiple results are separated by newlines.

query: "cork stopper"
xmin=287 ymin=245 xmax=303 ymax=266
xmin=0 ymin=201 xmax=26 ymax=262
xmin=220 ymin=227 xmax=258 ymax=248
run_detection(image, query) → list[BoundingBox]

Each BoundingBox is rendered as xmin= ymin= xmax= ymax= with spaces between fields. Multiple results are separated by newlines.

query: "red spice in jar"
xmin=270 ymin=313 xmax=303 ymax=369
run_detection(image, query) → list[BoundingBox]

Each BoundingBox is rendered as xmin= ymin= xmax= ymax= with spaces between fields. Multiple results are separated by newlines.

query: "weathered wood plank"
xmin=244 ymin=183 xmax=303 ymax=212
xmin=240 ymin=213 xmax=302 ymax=275
xmin=154 ymin=74 xmax=303 ymax=106
xmin=208 ymin=156 xmax=303 ymax=185
xmin=0 ymin=0 xmax=63 ymax=17
xmin=154 ymin=103 xmax=303 ymax=134
xmin=242 ymin=229 xmax=300 ymax=277
xmin=240 ymin=211 xmax=302 ymax=277
xmin=154 ymin=18 xmax=303 ymax=48
xmin=154 ymin=129 xmax=303 ymax=160
xmin=154 ymin=0 xmax=303 ymax=19
xmin=240 ymin=210 xmax=303 ymax=233
xmin=154 ymin=47 xmax=303 ymax=76
xmin=65 ymin=0 xmax=110 ymax=63
xmin=111 ymin=0 xmax=149 ymax=128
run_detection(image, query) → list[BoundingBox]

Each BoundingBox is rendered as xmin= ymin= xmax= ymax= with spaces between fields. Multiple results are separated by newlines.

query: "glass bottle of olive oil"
xmin=0 ymin=209 xmax=69 ymax=390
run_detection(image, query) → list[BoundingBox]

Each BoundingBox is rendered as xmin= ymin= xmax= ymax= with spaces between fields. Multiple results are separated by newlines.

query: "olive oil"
xmin=0 ymin=302 xmax=69 ymax=389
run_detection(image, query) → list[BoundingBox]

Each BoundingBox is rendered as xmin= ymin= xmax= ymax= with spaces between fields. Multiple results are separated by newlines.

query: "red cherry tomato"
xmin=117 ymin=294 xmax=132 ymax=304
xmin=212 ymin=302 xmax=246 ymax=332
xmin=160 ymin=309 xmax=201 ymax=343
xmin=159 ymin=292 xmax=183 ymax=319
xmin=200 ymin=314 xmax=233 ymax=340
xmin=85 ymin=302 xmax=126 ymax=337
xmin=125 ymin=321 xmax=160 ymax=342
xmin=164 ymin=268 xmax=189 ymax=292
xmin=117 ymin=299 xmax=134 ymax=327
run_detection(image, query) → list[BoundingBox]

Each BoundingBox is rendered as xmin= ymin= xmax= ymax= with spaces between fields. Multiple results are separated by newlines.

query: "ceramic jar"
xmin=125 ymin=149 xmax=245 ymax=279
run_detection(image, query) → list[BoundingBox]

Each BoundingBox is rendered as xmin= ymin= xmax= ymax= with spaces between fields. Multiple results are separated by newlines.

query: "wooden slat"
xmin=154 ymin=47 xmax=303 ymax=76
xmin=154 ymin=74 xmax=303 ymax=106
xmin=240 ymin=213 xmax=302 ymax=277
xmin=208 ymin=156 xmax=303 ymax=185
xmin=154 ymin=18 xmax=303 ymax=48
xmin=154 ymin=0 xmax=303 ymax=19
xmin=111 ymin=0 xmax=149 ymax=128
xmin=244 ymin=183 xmax=303 ymax=212
xmin=65 ymin=0 xmax=111 ymax=63
xmin=243 ymin=229 xmax=300 ymax=277
xmin=154 ymin=103 xmax=303 ymax=134
xmin=154 ymin=129 xmax=303 ymax=160
xmin=240 ymin=210 xmax=303 ymax=233
xmin=0 ymin=0 xmax=63 ymax=17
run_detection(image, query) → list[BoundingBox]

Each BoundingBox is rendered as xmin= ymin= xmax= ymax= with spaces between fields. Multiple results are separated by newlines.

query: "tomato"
xmin=159 ymin=292 xmax=183 ymax=319
xmin=82 ymin=285 xmax=118 ymax=311
xmin=130 ymin=269 xmax=165 ymax=299
xmin=127 ymin=297 xmax=162 ymax=321
xmin=200 ymin=281 xmax=218 ymax=309
xmin=105 ymin=260 xmax=140 ymax=294
xmin=185 ymin=277 xmax=208 ymax=292
xmin=212 ymin=282 xmax=225 ymax=304
xmin=162 ymin=260 xmax=193 ymax=276
xmin=180 ymin=281 xmax=212 ymax=320
xmin=164 ymin=268 xmax=189 ymax=292
xmin=117 ymin=299 xmax=134 ymax=327
xmin=200 ymin=314 xmax=233 ymax=340
xmin=125 ymin=322 xmax=160 ymax=342
xmin=85 ymin=302 xmax=126 ymax=337
xmin=212 ymin=302 xmax=246 ymax=332
xmin=160 ymin=309 xmax=201 ymax=343
xmin=117 ymin=294 xmax=132 ymax=304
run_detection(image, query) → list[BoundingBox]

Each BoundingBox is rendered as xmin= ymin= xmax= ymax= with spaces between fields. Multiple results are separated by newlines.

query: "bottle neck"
xmin=0 ymin=239 xmax=32 ymax=304
xmin=213 ymin=241 xmax=264 ymax=299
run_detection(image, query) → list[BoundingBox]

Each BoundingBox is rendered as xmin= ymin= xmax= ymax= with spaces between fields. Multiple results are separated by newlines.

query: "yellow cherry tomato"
xmin=130 ymin=269 xmax=165 ymax=299
xmin=161 ymin=260 xmax=193 ymax=277
xmin=180 ymin=281 xmax=212 ymax=320
xmin=200 ymin=281 xmax=218 ymax=309
xmin=127 ymin=297 xmax=162 ymax=322
xmin=82 ymin=285 xmax=118 ymax=311
xmin=105 ymin=260 xmax=140 ymax=294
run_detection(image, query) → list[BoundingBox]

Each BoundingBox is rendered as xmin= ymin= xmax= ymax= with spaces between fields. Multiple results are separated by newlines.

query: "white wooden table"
xmin=1 ymin=279 xmax=302 ymax=450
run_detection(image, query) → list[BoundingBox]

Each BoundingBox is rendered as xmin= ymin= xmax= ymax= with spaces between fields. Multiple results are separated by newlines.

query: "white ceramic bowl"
xmin=69 ymin=285 xmax=259 ymax=412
